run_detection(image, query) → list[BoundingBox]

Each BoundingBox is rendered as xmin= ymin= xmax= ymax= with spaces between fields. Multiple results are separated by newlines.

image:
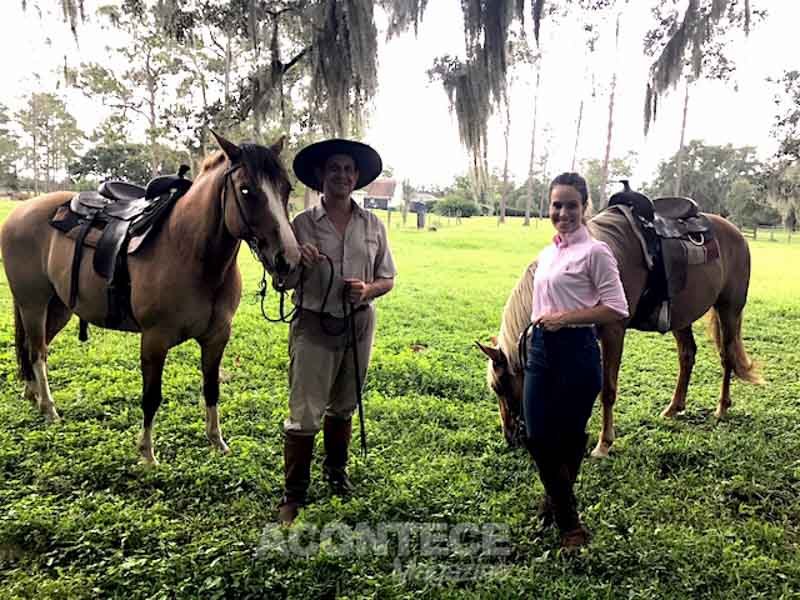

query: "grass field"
xmin=1 ymin=198 xmax=799 ymax=598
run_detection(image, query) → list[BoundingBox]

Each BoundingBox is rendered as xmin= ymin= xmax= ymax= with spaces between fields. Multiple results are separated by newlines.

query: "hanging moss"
xmin=382 ymin=0 xmax=429 ymax=37
xmin=644 ymin=0 xmax=751 ymax=133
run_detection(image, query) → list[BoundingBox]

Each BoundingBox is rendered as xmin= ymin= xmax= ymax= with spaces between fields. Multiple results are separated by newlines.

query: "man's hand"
xmin=343 ymin=278 xmax=371 ymax=304
xmin=533 ymin=312 xmax=569 ymax=332
xmin=299 ymin=243 xmax=322 ymax=267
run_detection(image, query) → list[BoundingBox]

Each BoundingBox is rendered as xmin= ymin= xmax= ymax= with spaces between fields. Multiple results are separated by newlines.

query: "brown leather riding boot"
xmin=531 ymin=440 xmax=588 ymax=549
xmin=277 ymin=432 xmax=315 ymax=525
xmin=322 ymin=416 xmax=355 ymax=496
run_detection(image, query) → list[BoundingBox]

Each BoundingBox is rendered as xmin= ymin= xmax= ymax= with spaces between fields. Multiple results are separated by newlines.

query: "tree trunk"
xmin=539 ymin=152 xmax=549 ymax=221
xmin=571 ymin=98 xmax=584 ymax=172
xmin=674 ymin=78 xmax=690 ymax=196
xmin=499 ymin=96 xmax=511 ymax=224
xmin=525 ymin=60 xmax=541 ymax=227
xmin=599 ymin=14 xmax=620 ymax=210
xmin=303 ymin=187 xmax=319 ymax=209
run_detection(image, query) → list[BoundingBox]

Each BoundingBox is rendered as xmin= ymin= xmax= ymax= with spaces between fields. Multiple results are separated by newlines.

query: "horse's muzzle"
xmin=274 ymin=251 xmax=290 ymax=276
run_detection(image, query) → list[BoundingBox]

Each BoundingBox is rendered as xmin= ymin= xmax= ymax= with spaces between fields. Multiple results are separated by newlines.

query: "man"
xmin=277 ymin=138 xmax=396 ymax=524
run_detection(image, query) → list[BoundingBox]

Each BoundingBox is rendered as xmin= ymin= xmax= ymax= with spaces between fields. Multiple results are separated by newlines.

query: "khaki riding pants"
xmin=284 ymin=306 xmax=376 ymax=435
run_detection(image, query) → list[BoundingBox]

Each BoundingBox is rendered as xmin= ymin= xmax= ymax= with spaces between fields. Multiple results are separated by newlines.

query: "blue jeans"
xmin=523 ymin=326 xmax=602 ymax=444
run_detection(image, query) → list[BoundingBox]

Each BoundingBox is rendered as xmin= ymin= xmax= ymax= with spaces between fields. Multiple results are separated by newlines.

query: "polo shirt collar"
xmin=553 ymin=224 xmax=589 ymax=248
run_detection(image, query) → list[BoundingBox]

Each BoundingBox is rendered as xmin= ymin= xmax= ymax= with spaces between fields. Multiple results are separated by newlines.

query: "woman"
xmin=524 ymin=172 xmax=629 ymax=551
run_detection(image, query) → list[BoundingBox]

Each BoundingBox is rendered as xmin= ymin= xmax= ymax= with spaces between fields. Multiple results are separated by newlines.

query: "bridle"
xmin=219 ymin=160 xmax=300 ymax=322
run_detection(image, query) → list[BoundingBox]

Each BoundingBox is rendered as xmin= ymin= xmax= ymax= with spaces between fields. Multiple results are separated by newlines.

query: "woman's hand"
xmin=533 ymin=312 xmax=569 ymax=332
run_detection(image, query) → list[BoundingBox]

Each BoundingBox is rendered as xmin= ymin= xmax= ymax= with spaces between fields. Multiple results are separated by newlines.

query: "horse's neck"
xmin=169 ymin=167 xmax=240 ymax=278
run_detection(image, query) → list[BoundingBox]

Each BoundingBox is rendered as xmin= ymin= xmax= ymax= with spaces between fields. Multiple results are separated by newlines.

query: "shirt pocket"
xmin=349 ymin=235 xmax=380 ymax=282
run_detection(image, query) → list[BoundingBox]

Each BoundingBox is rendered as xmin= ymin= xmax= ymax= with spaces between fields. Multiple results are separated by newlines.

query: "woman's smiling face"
xmin=549 ymin=184 xmax=585 ymax=235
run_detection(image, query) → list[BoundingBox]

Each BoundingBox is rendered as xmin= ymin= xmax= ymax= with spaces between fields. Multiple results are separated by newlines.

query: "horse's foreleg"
xmin=592 ymin=324 xmax=625 ymax=459
xmin=139 ymin=333 xmax=169 ymax=465
xmin=200 ymin=332 xmax=231 ymax=454
xmin=661 ymin=326 xmax=696 ymax=418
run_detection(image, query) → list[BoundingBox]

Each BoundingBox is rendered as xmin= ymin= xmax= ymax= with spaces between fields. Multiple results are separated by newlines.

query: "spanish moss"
xmin=381 ymin=0 xmax=429 ymax=38
xmin=644 ymin=0 xmax=751 ymax=134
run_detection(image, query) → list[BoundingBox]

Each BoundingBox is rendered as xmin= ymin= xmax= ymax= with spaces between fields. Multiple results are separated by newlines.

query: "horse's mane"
xmin=497 ymin=259 xmax=537 ymax=374
xmin=197 ymin=145 xmax=290 ymax=185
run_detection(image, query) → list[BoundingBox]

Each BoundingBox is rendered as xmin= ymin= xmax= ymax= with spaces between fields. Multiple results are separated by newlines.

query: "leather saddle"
xmin=50 ymin=165 xmax=192 ymax=329
xmin=607 ymin=181 xmax=717 ymax=333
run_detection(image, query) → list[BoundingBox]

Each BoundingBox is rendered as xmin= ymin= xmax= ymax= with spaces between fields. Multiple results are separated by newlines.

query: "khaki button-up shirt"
xmin=290 ymin=200 xmax=397 ymax=318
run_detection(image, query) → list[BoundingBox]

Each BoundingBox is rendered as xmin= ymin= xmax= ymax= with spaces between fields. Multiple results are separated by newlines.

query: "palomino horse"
xmin=478 ymin=212 xmax=761 ymax=458
xmin=1 ymin=132 xmax=300 ymax=464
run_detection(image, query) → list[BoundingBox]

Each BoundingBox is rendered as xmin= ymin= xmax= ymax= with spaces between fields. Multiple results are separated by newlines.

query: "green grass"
xmin=1 ymin=199 xmax=799 ymax=598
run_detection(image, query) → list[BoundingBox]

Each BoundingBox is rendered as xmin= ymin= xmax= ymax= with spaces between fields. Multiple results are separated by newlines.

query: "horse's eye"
xmin=240 ymin=187 xmax=250 ymax=195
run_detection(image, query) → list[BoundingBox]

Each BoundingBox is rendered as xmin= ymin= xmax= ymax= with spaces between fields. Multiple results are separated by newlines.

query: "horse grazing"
xmin=1 ymin=131 xmax=300 ymax=464
xmin=478 ymin=211 xmax=762 ymax=458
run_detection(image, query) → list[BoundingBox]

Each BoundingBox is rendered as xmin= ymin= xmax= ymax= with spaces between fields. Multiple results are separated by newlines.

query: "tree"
xmin=16 ymin=92 xmax=84 ymax=193
xmin=0 ymin=103 xmax=20 ymax=190
xmin=643 ymin=1 xmax=763 ymax=195
xmin=70 ymin=142 xmax=151 ymax=184
xmin=39 ymin=1 xmax=760 ymax=201
xmin=598 ymin=12 xmax=621 ymax=208
xmin=70 ymin=5 xmax=185 ymax=176
xmin=770 ymin=70 xmax=800 ymax=163
xmin=644 ymin=0 xmax=760 ymax=134
xmin=646 ymin=140 xmax=761 ymax=215
xmin=582 ymin=153 xmax=636 ymax=212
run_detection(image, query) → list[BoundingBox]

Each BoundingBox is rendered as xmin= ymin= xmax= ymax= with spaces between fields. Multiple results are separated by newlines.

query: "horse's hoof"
xmin=43 ymin=407 xmax=61 ymax=423
xmin=590 ymin=444 xmax=610 ymax=459
xmin=210 ymin=438 xmax=231 ymax=454
xmin=714 ymin=407 xmax=727 ymax=420
xmin=139 ymin=452 xmax=159 ymax=466
xmin=138 ymin=443 xmax=159 ymax=466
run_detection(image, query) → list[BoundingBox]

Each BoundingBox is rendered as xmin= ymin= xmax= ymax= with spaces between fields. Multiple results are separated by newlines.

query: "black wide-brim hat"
xmin=293 ymin=138 xmax=382 ymax=192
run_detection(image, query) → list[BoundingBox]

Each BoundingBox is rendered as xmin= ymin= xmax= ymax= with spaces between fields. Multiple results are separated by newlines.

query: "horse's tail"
xmin=707 ymin=307 xmax=763 ymax=384
xmin=13 ymin=301 xmax=35 ymax=382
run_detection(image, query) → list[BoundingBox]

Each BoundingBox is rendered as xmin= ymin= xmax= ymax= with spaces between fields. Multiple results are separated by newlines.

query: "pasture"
xmin=0 ymin=198 xmax=799 ymax=598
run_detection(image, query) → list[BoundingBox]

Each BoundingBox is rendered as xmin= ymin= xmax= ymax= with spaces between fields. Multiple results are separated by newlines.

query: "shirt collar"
xmin=553 ymin=224 xmax=589 ymax=248
xmin=313 ymin=198 xmax=366 ymax=221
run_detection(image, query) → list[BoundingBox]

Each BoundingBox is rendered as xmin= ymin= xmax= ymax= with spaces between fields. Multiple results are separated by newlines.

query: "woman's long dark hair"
xmin=549 ymin=172 xmax=589 ymax=207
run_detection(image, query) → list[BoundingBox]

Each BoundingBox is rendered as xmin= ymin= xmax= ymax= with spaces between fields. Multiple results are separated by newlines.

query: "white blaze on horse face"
xmin=260 ymin=179 xmax=300 ymax=268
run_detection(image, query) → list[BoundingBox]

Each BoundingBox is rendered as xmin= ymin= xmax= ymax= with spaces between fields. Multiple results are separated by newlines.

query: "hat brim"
xmin=293 ymin=139 xmax=382 ymax=193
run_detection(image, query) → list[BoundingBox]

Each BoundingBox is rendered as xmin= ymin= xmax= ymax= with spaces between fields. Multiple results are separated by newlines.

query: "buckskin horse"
xmin=478 ymin=201 xmax=761 ymax=459
xmin=1 ymin=132 xmax=300 ymax=464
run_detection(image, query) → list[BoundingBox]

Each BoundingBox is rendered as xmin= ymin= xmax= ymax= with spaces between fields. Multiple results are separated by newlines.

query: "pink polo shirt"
xmin=531 ymin=225 xmax=629 ymax=322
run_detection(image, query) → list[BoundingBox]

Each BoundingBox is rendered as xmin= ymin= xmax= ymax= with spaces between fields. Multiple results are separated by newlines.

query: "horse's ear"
xmin=210 ymin=129 xmax=242 ymax=163
xmin=270 ymin=135 xmax=286 ymax=156
xmin=475 ymin=340 xmax=503 ymax=363
xmin=490 ymin=335 xmax=498 ymax=346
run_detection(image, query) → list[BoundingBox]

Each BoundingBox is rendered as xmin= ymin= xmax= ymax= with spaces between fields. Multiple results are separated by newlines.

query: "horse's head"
xmin=476 ymin=339 xmax=526 ymax=449
xmin=211 ymin=130 xmax=301 ymax=278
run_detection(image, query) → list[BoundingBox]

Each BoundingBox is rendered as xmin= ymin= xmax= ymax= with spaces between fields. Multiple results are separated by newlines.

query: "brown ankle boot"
xmin=323 ymin=416 xmax=354 ymax=496
xmin=277 ymin=432 xmax=315 ymax=525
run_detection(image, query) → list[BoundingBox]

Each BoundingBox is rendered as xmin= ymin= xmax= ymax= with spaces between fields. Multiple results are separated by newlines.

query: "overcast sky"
xmin=1 ymin=0 xmax=795 ymax=189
